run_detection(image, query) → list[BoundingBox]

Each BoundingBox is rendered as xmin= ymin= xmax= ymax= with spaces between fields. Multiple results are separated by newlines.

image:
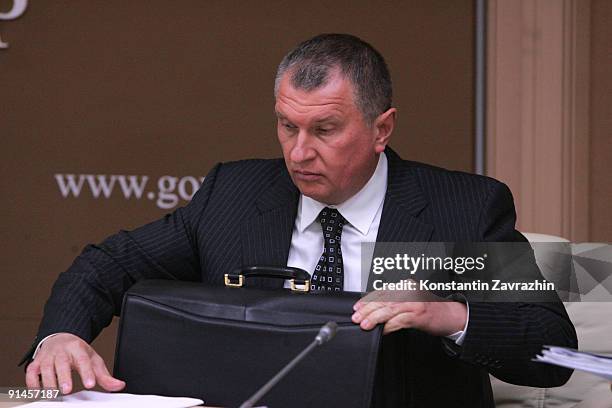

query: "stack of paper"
xmin=21 ymin=390 xmax=204 ymax=407
xmin=535 ymin=346 xmax=612 ymax=381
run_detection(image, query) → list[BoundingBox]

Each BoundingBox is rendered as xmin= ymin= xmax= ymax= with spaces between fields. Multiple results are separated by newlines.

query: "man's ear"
xmin=373 ymin=108 xmax=396 ymax=153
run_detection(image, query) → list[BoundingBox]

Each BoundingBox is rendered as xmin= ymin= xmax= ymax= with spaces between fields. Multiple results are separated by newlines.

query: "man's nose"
xmin=290 ymin=131 xmax=315 ymax=163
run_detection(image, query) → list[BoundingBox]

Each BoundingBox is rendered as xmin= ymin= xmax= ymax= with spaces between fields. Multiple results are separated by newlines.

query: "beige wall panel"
xmin=486 ymin=0 xmax=592 ymax=240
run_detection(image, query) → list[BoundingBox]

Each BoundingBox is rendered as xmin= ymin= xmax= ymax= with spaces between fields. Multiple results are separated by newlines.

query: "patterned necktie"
xmin=312 ymin=207 xmax=346 ymax=292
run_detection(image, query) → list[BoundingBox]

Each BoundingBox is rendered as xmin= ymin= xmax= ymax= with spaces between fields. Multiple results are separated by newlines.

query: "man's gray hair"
xmin=274 ymin=33 xmax=392 ymax=124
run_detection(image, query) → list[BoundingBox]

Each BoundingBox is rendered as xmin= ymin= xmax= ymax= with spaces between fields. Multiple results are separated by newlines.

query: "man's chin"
xmin=296 ymin=185 xmax=328 ymax=203
xmin=300 ymin=189 xmax=341 ymax=205
xmin=291 ymin=177 xmax=337 ymax=204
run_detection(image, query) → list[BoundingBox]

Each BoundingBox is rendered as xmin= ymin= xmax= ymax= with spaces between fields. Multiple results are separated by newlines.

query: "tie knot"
xmin=318 ymin=207 xmax=346 ymax=230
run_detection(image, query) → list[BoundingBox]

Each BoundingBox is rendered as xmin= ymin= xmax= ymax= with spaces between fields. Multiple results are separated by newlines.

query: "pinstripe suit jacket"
xmin=25 ymin=148 xmax=576 ymax=407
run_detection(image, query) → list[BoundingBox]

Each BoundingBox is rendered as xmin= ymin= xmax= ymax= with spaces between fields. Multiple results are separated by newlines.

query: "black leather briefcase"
xmin=113 ymin=267 xmax=382 ymax=408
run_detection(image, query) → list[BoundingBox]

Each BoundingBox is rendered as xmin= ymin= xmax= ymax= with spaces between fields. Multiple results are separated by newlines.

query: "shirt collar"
xmin=297 ymin=152 xmax=388 ymax=235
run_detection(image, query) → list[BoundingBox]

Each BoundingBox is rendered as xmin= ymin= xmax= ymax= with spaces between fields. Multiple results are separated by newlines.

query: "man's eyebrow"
xmin=274 ymin=112 xmax=339 ymax=124
xmin=313 ymin=116 xmax=340 ymax=124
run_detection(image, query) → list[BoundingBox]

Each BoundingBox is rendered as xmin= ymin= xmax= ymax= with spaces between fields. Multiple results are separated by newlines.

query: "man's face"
xmin=275 ymin=72 xmax=388 ymax=205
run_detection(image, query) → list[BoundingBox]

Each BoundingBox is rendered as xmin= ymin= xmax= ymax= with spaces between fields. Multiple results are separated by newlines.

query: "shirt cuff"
xmin=444 ymin=300 xmax=470 ymax=346
xmin=32 ymin=333 xmax=62 ymax=360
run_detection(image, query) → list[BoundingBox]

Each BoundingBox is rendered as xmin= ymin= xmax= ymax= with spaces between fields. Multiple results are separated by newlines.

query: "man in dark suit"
xmin=24 ymin=34 xmax=577 ymax=406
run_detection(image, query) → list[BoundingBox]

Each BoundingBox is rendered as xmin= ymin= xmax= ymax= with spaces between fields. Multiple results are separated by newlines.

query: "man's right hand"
xmin=25 ymin=333 xmax=126 ymax=394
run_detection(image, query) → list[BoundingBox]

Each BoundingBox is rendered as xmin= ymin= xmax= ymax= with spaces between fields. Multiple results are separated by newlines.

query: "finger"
xmin=352 ymin=301 xmax=386 ymax=324
xmin=357 ymin=303 xmax=398 ymax=330
xmin=72 ymin=348 xmax=96 ymax=389
xmin=40 ymin=358 xmax=58 ymax=389
xmin=383 ymin=312 xmax=416 ymax=334
xmin=92 ymin=356 xmax=125 ymax=391
xmin=25 ymin=362 xmax=41 ymax=389
xmin=54 ymin=353 xmax=73 ymax=394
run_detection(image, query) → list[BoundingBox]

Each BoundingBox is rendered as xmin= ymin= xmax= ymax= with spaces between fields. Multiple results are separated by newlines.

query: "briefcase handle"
xmin=224 ymin=265 xmax=311 ymax=292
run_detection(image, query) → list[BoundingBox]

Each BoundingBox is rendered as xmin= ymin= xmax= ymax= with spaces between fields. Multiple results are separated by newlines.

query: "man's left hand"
xmin=351 ymin=291 xmax=467 ymax=336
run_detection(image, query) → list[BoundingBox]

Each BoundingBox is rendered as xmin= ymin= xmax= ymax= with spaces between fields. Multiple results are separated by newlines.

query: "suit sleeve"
xmin=19 ymin=163 xmax=222 ymax=366
xmin=447 ymin=181 xmax=578 ymax=387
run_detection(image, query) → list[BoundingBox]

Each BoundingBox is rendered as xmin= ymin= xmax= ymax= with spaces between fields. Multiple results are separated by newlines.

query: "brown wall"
xmin=589 ymin=0 xmax=612 ymax=241
xmin=0 ymin=1 xmax=475 ymax=388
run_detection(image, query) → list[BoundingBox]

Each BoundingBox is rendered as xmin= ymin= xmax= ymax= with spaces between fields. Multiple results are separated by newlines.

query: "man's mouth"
xmin=293 ymin=169 xmax=322 ymax=181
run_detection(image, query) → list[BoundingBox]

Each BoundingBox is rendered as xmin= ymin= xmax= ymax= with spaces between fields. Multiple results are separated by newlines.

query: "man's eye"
xmin=283 ymin=123 xmax=297 ymax=130
xmin=316 ymin=128 xmax=333 ymax=135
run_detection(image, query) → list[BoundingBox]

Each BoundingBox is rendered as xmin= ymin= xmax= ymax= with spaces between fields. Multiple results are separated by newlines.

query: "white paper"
xmin=535 ymin=346 xmax=612 ymax=381
xmin=21 ymin=390 xmax=203 ymax=407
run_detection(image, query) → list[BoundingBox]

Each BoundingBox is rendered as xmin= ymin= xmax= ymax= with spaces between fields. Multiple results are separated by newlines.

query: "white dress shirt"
xmin=286 ymin=152 xmax=387 ymax=292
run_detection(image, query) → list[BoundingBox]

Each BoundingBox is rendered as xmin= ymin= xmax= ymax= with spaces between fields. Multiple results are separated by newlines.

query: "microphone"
xmin=238 ymin=322 xmax=338 ymax=408
xmin=315 ymin=321 xmax=337 ymax=345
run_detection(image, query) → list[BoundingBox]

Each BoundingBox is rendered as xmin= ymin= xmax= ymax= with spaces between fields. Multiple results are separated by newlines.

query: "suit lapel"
xmin=367 ymin=149 xmax=434 ymax=290
xmin=241 ymin=165 xmax=299 ymax=288
xmin=377 ymin=148 xmax=433 ymax=243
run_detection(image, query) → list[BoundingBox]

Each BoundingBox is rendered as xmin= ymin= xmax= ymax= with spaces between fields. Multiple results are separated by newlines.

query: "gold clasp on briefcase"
xmin=290 ymin=279 xmax=310 ymax=292
xmin=224 ymin=274 xmax=244 ymax=287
